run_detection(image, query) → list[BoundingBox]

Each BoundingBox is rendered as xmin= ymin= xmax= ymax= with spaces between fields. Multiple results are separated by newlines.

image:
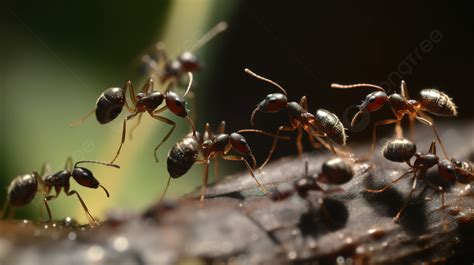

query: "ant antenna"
xmin=331 ymin=83 xmax=386 ymax=92
xmin=74 ymin=160 xmax=120 ymax=169
xmin=244 ymin=68 xmax=288 ymax=96
xmin=191 ymin=21 xmax=228 ymax=52
xmin=351 ymin=110 xmax=365 ymax=128
xmin=70 ymin=109 xmax=94 ymax=127
xmin=99 ymin=185 xmax=110 ymax=197
xmin=158 ymin=176 xmax=172 ymax=204
xmin=183 ymin=72 xmax=193 ymax=98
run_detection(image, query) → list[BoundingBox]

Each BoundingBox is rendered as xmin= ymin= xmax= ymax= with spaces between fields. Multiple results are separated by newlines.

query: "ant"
xmin=139 ymin=21 xmax=228 ymax=84
xmin=271 ymin=158 xmax=355 ymax=201
xmin=244 ymin=68 xmax=349 ymax=169
xmin=367 ymin=139 xmax=473 ymax=222
xmin=71 ymin=73 xmax=196 ymax=164
xmin=1 ymin=158 xmax=118 ymax=223
xmin=331 ymin=80 xmax=458 ymax=159
xmin=162 ymin=121 xmax=289 ymax=203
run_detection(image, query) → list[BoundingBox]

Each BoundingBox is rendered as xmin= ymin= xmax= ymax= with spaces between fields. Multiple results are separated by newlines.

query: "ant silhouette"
xmin=245 ymin=68 xmax=349 ymax=169
xmin=1 ymin=158 xmax=118 ymax=223
xmin=331 ymin=80 xmax=457 ymax=159
xmin=71 ymin=73 xmax=196 ymax=164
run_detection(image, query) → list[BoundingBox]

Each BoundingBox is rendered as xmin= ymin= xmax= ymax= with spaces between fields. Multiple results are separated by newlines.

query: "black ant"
xmin=271 ymin=158 xmax=355 ymax=201
xmin=71 ymin=74 xmax=196 ymax=164
xmin=244 ymin=68 xmax=349 ymax=169
xmin=1 ymin=158 xmax=118 ymax=223
xmin=367 ymin=139 xmax=472 ymax=222
xmin=162 ymin=121 xmax=288 ymax=203
xmin=139 ymin=22 xmax=228 ymax=84
xmin=331 ymin=80 xmax=457 ymax=159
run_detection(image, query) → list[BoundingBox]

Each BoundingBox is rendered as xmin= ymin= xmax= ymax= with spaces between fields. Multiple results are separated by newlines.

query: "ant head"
xmin=230 ymin=133 xmax=251 ymax=155
xmin=251 ymin=93 xmax=288 ymax=126
xmin=165 ymin=91 xmax=188 ymax=118
xmin=450 ymin=158 xmax=473 ymax=184
xmin=162 ymin=60 xmax=182 ymax=82
xmin=438 ymin=159 xmax=457 ymax=184
xmin=72 ymin=167 xmax=100 ymax=189
xmin=294 ymin=176 xmax=318 ymax=198
xmin=178 ymin=51 xmax=200 ymax=72
xmin=358 ymin=91 xmax=388 ymax=112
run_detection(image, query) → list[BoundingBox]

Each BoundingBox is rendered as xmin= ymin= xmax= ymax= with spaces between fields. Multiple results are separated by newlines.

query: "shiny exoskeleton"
xmin=383 ymin=138 xmax=417 ymax=163
xmin=161 ymin=121 xmax=285 ymax=204
xmin=139 ymin=22 xmax=228 ymax=84
xmin=368 ymin=141 xmax=472 ymax=222
xmin=331 ymin=80 xmax=458 ymax=159
xmin=73 ymin=75 xmax=197 ymax=164
xmin=245 ymin=68 xmax=347 ymax=169
xmin=0 ymin=158 xmax=118 ymax=223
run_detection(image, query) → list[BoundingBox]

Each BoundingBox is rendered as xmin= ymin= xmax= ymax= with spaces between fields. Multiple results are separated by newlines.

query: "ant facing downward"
xmin=367 ymin=139 xmax=473 ymax=222
xmin=139 ymin=22 xmax=228 ymax=84
xmin=72 ymin=73 xmax=196 ymax=164
xmin=1 ymin=158 xmax=118 ymax=223
xmin=245 ymin=68 xmax=349 ymax=169
xmin=331 ymin=80 xmax=457 ymax=159
xmin=163 ymin=121 xmax=288 ymax=204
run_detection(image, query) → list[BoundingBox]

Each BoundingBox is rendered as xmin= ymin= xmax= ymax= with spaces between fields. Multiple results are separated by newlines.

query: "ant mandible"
xmin=367 ymin=139 xmax=472 ymax=222
xmin=331 ymin=81 xmax=457 ymax=159
xmin=1 ymin=158 xmax=118 ymax=223
xmin=163 ymin=121 xmax=288 ymax=204
xmin=140 ymin=22 xmax=228 ymax=84
xmin=71 ymin=73 xmax=196 ymax=164
xmin=245 ymin=68 xmax=348 ymax=169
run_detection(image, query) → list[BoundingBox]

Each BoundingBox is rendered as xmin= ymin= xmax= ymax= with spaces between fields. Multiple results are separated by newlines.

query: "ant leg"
xmin=415 ymin=116 xmax=449 ymax=159
xmin=150 ymin=114 xmax=176 ymax=162
xmin=43 ymin=186 xmax=61 ymax=222
xmin=222 ymin=155 xmax=267 ymax=194
xmin=306 ymin=129 xmax=322 ymax=149
xmin=125 ymin=80 xmax=137 ymax=108
xmin=158 ymin=176 xmax=172 ymax=204
xmin=214 ymin=157 xmax=220 ymax=181
xmin=129 ymin=113 xmax=143 ymax=140
xmin=64 ymin=185 xmax=96 ymax=224
xmin=395 ymin=120 xmax=403 ymax=139
xmin=408 ymin=115 xmax=416 ymax=140
xmin=394 ymin=173 xmax=418 ymax=223
xmin=296 ymin=127 xmax=304 ymax=156
xmin=110 ymin=114 xmax=137 ymax=164
xmin=217 ymin=121 xmax=226 ymax=134
xmin=311 ymin=130 xmax=338 ymax=155
xmin=70 ymin=109 xmax=95 ymax=127
xmin=0 ymin=200 xmax=9 ymax=219
xmin=369 ymin=119 xmax=400 ymax=157
xmin=258 ymin=126 xmax=296 ymax=170
xmin=366 ymin=170 xmax=414 ymax=193
xmin=424 ymin=180 xmax=445 ymax=209
xmin=200 ymin=159 xmax=211 ymax=204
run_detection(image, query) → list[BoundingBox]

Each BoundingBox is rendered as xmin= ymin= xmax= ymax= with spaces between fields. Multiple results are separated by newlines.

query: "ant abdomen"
xmin=7 ymin=174 xmax=38 ymax=207
xmin=314 ymin=109 xmax=347 ymax=145
xmin=167 ymin=135 xmax=200 ymax=178
xmin=383 ymin=138 xmax=417 ymax=163
xmin=419 ymin=89 xmax=458 ymax=117
xmin=320 ymin=158 xmax=354 ymax=185
xmin=95 ymin=87 xmax=126 ymax=124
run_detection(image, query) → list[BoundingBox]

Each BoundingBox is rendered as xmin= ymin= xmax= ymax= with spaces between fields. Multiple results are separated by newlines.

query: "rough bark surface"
xmin=0 ymin=121 xmax=473 ymax=265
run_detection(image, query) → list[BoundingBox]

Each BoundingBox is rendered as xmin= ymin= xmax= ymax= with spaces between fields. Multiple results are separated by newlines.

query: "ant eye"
xmin=368 ymin=97 xmax=376 ymax=103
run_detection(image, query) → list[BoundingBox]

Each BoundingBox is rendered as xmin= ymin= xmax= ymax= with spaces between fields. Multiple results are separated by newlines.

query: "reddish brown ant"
xmin=139 ymin=22 xmax=228 ymax=84
xmin=71 ymin=74 xmax=196 ymax=164
xmin=162 ymin=121 xmax=289 ymax=204
xmin=331 ymin=81 xmax=457 ymax=159
xmin=367 ymin=139 xmax=472 ymax=222
xmin=244 ymin=68 xmax=349 ymax=169
xmin=0 ymin=158 xmax=118 ymax=223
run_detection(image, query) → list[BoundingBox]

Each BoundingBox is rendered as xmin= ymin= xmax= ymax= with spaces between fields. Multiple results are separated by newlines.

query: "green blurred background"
xmin=2 ymin=1 xmax=473 ymax=223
